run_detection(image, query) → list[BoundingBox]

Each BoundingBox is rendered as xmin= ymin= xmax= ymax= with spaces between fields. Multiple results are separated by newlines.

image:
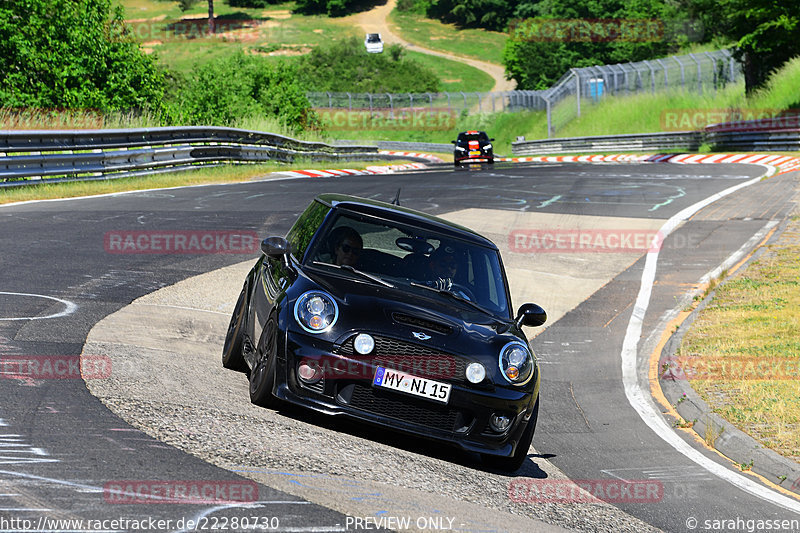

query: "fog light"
xmin=490 ymin=413 xmax=512 ymax=432
xmin=298 ymin=361 xmax=322 ymax=384
xmin=465 ymin=362 xmax=486 ymax=383
xmin=353 ymin=333 xmax=375 ymax=355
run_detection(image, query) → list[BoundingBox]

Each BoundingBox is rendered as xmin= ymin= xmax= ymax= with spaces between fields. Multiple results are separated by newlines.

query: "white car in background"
xmin=365 ymin=33 xmax=383 ymax=53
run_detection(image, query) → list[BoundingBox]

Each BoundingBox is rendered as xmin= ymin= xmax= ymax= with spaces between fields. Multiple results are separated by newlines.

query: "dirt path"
xmin=345 ymin=0 xmax=515 ymax=92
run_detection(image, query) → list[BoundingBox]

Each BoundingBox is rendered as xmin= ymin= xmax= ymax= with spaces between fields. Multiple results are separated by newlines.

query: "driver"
xmin=425 ymin=245 xmax=459 ymax=290
xmin=328 ymin=226 xmax=363 ymax=267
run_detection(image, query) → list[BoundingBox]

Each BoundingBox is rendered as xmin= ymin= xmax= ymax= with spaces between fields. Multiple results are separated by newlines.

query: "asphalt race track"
xmin=1 ymin=160 xmax=798 ymax=532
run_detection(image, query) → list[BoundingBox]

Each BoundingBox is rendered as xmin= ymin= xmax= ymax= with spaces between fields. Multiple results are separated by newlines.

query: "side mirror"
xmin=451 ymin=140 xmax=457 ymax=144
xmin=490 ymin=138 xmax=495 ymax=141
xmin=515 ymin=303 xmax=546 ymax=328
xmin=261 ymin=236 xmax=290 ymax=259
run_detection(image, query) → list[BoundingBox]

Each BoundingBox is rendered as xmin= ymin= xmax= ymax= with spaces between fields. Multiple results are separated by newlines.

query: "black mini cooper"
xmin=452 ymin=130 xmax=494 ymax=166
xmin=222 ymin=194 xmax=546 ymax=471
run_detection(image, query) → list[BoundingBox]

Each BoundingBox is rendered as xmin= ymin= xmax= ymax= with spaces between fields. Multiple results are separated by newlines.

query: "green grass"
xmin=389 ymin=9 xmax=507 ymax=65
xmin=404 ymin=51 xmax=494 ymax=93
xmin=120 ymin=0 xmax=359 ymax=77
xmin=0 ymin=157 xmax=419 ymax=205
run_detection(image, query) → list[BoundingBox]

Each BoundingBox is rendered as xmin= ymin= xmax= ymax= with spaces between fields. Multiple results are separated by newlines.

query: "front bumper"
xmin=273 ymin=330 xmax=538 ymax=457
xmin=454 ymin=151 xmax=494 ymax=163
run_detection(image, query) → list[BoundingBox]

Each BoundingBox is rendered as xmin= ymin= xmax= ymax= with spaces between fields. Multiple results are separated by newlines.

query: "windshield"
xmin=305 ymin=210 xmax=510 ymax=318
xmin=458 ymin=132 xmax=488 ymax=143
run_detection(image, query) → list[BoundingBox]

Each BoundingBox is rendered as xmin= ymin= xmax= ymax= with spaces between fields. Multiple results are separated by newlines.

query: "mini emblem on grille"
xmin=412 ymin=331 xmax=432 ymax=340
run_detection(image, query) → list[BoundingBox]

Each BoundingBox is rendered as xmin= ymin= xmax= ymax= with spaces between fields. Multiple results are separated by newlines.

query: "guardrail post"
xmin=656 ymin=58 xmax=668 ymax=88
xmin=388 ymin=93 xmax=393 ymax=114
xmin=689 ymin=53 xmax=702 ymax=94
xmin=720 ymin=48 xmax=736 ymax=82
xmin=574 ymin=70 xmax=581 ymax=118
xmin=644 ymin=61 xmax=656 ymax=94
xmin=544 ymin=93 xmax=552 ymax=138
xmin=704 ymin=52 xmax=718 ymax=93
xmin=673 ymin=57 xmax=686 ymax=90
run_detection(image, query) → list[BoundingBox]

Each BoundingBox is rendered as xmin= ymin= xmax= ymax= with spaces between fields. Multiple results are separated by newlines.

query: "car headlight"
xmin=455 ymin=146 xmax=466 ymax=151
xmin=483 ymin=144 xmax=493 ymax=150
xmin=499 ymin=341 xmax=534 ymax=385
xmin=294 ymin=291 xmax=338 ymax=333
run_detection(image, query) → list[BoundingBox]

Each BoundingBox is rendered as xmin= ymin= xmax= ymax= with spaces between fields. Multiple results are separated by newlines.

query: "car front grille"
xmin=343 ymin=383 xmax=471 ymax=433
xmin=335 ymin=335 xmax=467 ymax=383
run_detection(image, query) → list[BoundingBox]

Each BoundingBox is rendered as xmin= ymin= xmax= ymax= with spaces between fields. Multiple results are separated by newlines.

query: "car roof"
xmin=315 ymin=193 xmax=497 ymax=250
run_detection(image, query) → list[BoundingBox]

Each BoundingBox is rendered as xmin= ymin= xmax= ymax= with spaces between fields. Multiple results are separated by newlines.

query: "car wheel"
xmin=249 ymin=318 xmax=280 ymax=408
xmin=482 ymin=397 xmax=539 ymax=472
xmin=487 ymin=157 xmax=495 ymax=164
xmin=222 ymin=287 xmax=248 ymax=372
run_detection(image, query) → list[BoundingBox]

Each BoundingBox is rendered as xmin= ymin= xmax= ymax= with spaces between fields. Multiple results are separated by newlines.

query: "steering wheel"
xmin=451 ymin=283 xmax=476 ymax=302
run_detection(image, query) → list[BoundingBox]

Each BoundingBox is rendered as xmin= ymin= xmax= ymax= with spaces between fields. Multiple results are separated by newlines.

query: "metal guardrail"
xmin=332 ymin=140 xmax=453 ymax=152
xmin=513 ymin=121 xmax=800 ymax=155
xmin=705 ymin=117 xmax=800 ymax=151
xmin=0 ymin=126 xmax=391 ymax=186
xmin=706 ymin=130 xmax=800 ymax=152
xmin=512 ymin=131 xmax=703 ymax=155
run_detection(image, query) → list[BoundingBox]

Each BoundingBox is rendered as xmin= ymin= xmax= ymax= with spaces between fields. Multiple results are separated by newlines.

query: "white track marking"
xmin=621 ymin=164 xmax=800 ymax=513
xmin=0 ymin=292 xmax=77 ymax=321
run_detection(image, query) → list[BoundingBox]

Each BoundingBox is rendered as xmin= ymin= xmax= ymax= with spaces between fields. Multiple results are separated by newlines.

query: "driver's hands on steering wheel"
xmin=427 ymin=277 xmax=453 ymax=291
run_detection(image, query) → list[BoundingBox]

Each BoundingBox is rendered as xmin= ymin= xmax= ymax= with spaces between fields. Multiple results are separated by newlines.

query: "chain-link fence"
xmin=543 ymin=49 xmax=740 ymax=136
xmin=306 ymin=91 xmax=547 ymax=115
xmin=307 ymin=48 xmax=741 ymax=137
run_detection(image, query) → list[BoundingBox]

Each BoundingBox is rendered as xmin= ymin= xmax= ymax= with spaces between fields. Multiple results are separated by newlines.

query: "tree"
xmin=685 ymin=0 xmax=800 ymax=93
xmin=502 ymin=0 xmax=678 ymax=90
xmin=177 ymin=52 xmax=317 ymax=132
xmin=0 ymin=0 xmax=164 ymax=111
xmin=175 ymin=0 xmax=214 ymax=34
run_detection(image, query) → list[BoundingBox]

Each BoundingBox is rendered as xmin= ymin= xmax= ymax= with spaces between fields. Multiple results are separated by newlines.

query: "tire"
xmin=249 ymin=318 xmax=281 ymax=408
xmin=487 ymin=157 xmax=495 ymax=164
xmin=482 ymin=397 xmax=539 ymax=472
xmin=222 ymin=287 xmax=248 ymax=371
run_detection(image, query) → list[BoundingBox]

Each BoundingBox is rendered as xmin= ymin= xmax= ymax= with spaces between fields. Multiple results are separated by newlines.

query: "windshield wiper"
xmin=410 ymin=281 xmax=492 ymax=316
xmin=311 ymin=261 xmax=395 ymax=288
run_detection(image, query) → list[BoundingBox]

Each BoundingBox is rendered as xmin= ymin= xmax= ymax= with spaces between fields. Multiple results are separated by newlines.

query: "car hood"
xmin=297 ymin=267 xmax=523 ymax=360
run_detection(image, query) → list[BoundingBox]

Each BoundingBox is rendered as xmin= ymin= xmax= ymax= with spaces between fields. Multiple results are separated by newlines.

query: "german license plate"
xmin=373 ymin=366 xmax=451 ymax=404
xmin=469 ymin=150 xmax=481 ymax=156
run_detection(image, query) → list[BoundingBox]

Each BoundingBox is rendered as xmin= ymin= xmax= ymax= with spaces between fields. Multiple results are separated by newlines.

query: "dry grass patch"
xmin=679 ymin=217 xmax=800 ymax=461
